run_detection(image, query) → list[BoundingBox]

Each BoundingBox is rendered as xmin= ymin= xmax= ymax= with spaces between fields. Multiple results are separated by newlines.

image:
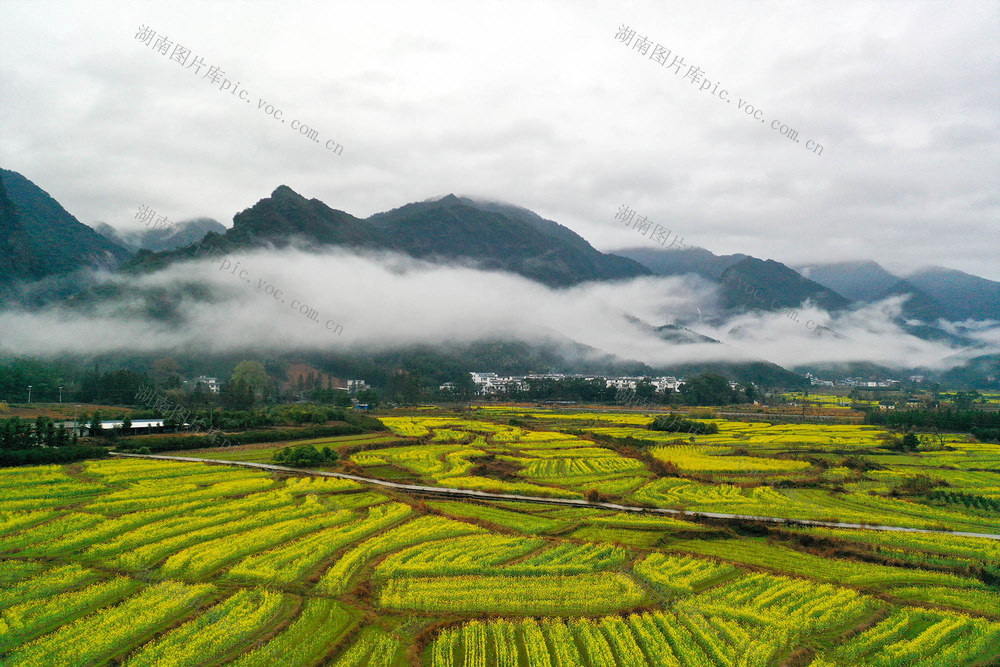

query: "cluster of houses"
xmin=804 ymin=373 xmax=901 ymax=389
xmin=462 ymin=372 xmax=686 ymax=397
xmin=181 ymin=376 xmax=221 ymax=393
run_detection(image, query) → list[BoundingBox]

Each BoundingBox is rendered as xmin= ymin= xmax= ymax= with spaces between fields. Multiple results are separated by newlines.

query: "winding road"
xmin=110 ymin=452 xmax=1000 ymax=541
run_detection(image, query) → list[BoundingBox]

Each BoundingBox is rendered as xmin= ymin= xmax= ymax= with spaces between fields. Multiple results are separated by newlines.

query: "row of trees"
xmin=0 ymin=416 xmax=77 ymax=449
xmin=0 ymin=360 xmax=154 ymax=405
xmin=866 ymin=408 xmax=1000 ymax=432
xmin=6 ymin=355 xmax=763 ymax=410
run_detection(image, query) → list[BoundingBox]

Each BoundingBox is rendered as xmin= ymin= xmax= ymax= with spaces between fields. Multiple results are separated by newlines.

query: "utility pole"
xmin=27 ymin=385 xmax=32 ymax=403
xmin=59 ymin=386 xmax=63 ymax=403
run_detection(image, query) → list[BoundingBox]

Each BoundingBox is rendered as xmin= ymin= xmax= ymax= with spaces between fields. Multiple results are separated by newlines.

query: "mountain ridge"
xmin=126 ymin=185 xmax=651 ymax=287
xmin=0 ymin=169 xmax=131 ymax=282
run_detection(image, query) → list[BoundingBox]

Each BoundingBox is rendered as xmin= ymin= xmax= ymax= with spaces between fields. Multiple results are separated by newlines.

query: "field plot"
xmin=378 ymin=572 xmax=647 ymax=614
xmin=353 ymin=416 xmax=659 ymax=497
xmin=0 ymin=408 xmax=998 ymax=665
xmin=818 ymin=607 xmax=1000 ymax=666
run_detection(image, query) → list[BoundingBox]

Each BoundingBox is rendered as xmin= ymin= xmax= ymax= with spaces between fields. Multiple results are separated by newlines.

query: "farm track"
xmin=109 ymin=452 xmax=1000 ymax=541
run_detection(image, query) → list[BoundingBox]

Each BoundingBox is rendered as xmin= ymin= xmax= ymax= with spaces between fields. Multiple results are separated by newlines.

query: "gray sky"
xmin=2 ymin=0 xmax=998 ymax=280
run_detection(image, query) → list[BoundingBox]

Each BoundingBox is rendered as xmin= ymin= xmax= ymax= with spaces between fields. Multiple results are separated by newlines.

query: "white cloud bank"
xmin=1 ymin=249 xmax=996 ymax=371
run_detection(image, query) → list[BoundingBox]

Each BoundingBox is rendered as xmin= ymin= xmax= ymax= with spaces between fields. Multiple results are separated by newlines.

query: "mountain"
xmin=619 ymin=247 xmax=854 ymax=315
xmin=93 ymin=218 xmax=226 ymax=253
xmin=367 ymin=194 xmax=650 ymax=286
xmin=719 ymin=257 xmax=851 ymax=312
xmin=453 ymin=198 xmax=648 ymax=282
xmin=228 ymin=185 xmax=381 ymax=249
xmin=128 ymin=187 xmax=651 ymax=287
xmin=874 ymin=279 xmax=947 ymax=322
xmin=123 ymin=185 xmax=384 ymax=273
xmin=793 ymin=260 xmax=1000 ymax=323
xmin=91 ymin=222 xmax=131 ymax=250
xmin=0 ymin=172 xmax=40 ymax=286
xmin=907 ymin=267 xmax=1000 ymax=322
xmin=937 ymin=353 xmax=1000 ymax=389
xmin=616 ymin=246 xmax=747 ymax=281
xmin=796 ymin=260 xmax=901 ymax=302
xmin=654 ymin=324 xmax=720 ymax=344
xmin=0 ymin=169 xmax=131 ymax=282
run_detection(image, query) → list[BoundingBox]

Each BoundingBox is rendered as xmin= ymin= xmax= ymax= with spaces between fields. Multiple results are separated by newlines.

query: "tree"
xmin=954 ymin=392 xmax=974 ymax=411
xmin=650 ymin=415 xmax=718 ymax=435
xmin=391 ymin=370 xmax=423 ymax=405
xmin=679 ymin=373 xmax=735 ymax=406
xmin=89 ymin=411 xmax=102 ymax=438
xmin=356 ymin=389 xmax=379 ymax=407
xmin=901 ymin=433 xmax=920 ymax=452
xmin=123 ymin=416 xmax=133 ymax=433
xmin=152 ymin=358 xmax=181 ymax=389
xmin=634 ymin=378 xmax=656 ymax=404
xmin=452 ymin=373 xmax=476 ymax=403
xmin=273 ymin=444 xmax=338 ymax=467
xmin=231 ymin=361 xmax=270 ymax=402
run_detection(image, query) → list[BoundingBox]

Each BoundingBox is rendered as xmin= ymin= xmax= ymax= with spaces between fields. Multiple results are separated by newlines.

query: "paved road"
xmin=110 ymin=452 xmax=1000 ymax=541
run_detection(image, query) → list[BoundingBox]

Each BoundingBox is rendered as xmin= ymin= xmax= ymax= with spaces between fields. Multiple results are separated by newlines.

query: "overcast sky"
xmin=2 ymin=0 xmax=998 ymax=280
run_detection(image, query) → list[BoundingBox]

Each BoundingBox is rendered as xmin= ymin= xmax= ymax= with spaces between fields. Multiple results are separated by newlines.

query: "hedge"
xmin=115 ymin=423 xmax=369 ymax=453
xmin=0 ymin=446 xmax=108 ymax=467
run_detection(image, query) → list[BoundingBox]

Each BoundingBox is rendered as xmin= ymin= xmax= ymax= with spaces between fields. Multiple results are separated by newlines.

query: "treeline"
xmin=0 ymin=358 xmax=372 ymax=408
xmin=0 ymin=360 xmax=152 ymax=404
xmin=115 ymin=423 xmax=371 ymax=453
xmin=1 ymin=416 xmax=77 ymax=449
xmin=865 ymin=409 xmax=1000 ymax=435
xmin=970 ymin=427 xmax=1000 ymax=444
xmin=0 ymin=415 xmax=104 ymax=467
xmin=89 ymin=405 xmax=385 ymax=436
xmin=0 ymin=445 xmax=106 ymax=467
xmin=928 ymin=489 xmax=1000 ymax=513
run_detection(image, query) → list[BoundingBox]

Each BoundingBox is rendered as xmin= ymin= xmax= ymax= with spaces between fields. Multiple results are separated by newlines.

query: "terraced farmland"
xmin=0 ymin=408 xmax=998 ymax=665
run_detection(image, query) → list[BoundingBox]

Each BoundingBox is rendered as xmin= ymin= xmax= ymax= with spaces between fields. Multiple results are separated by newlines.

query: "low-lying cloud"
xmin=2 ymin=248 xmax=997 ymax=371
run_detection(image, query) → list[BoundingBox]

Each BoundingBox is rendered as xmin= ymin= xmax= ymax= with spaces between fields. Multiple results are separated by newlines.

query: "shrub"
xmin=649 ymin=415 xmax=719 ymax=435
xmin=114 ymin=424 xmax=365 ymax=453
xmin=273 ymin=444 xmax=339 ymax=467
xmin=889 ymin=474 xmax=939 ymax=496
xmin=0 ymin=446 xmax=107 ymax=467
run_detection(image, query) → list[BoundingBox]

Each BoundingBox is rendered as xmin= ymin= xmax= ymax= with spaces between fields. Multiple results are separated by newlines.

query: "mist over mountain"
xmin=907 ymin=267 xmax=1000 ymax=322
xmin=2 ymin=173 xmax=998 ymax=386
xmin=796 ymin=260 xmax=1000 ymax=323
xmin=616 ymin=246 xmax=747 ymax=282
xmin=718 ymin=258 xmax=851 ymax=313
xmin=797 ymin=260 xmax=901 ymax=302
xmin=617 ymin=247 xmax=851 ymax=315
xmin=93 ymin=218 xmax=226 ymax=253
xmin=874 ymin=279 xmax=946 ymax=323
